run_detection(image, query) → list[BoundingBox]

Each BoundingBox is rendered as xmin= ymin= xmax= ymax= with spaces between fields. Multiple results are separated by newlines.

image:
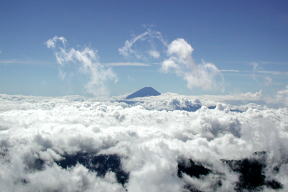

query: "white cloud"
xmin=0 ymin=59 xmax=52 ymax=65
xmin=187 ymin=91 xmax=264 ymax=106
xmin=148 ymin=50 xmax=160 ymax=59
xmin=219 ymin=69 xmax=288 ymax=75
xmin=118 ymin=29 xmax=167 ymax=59
xmin=118 ymin=31 xmax=149 ymax=57
xmin=0 ymin=93 xmax=287 ymax=191
xmin=249 ymin=62 xmax=288 ymax=76
xmin=167 ymin=38 xmax=193 ymax=60
xmin=248 ymin=62 xmax=288 ymax=88
xmin=161 ymin=39 xmax=222 ymax=90
xmin=274 ymin=86 xmax=288 ymax=107
xmin=46 ymin=36 xmax=117 ymax=96
xmin=254 ymin=60 xmax=288 ymax=66
xmin=257 ymin=70 xmax=288 ymax=75
xmin=45 ymin=36 xmax=67 ymax=48
xmin=106 ymin=62 xmax=150 ymax=67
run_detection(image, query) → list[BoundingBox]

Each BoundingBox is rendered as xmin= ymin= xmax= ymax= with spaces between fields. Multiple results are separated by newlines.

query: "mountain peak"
xmin=126 ymin=87 xmax=161 ymax=99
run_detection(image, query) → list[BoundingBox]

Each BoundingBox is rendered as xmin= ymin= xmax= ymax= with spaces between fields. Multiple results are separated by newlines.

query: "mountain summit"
xmin=126 ymin=87 xmax=161 ymax=99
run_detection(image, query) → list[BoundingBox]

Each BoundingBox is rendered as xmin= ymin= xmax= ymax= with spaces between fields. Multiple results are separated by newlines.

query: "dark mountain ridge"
xmin=126 ymin=87 xmax=161 ymax=99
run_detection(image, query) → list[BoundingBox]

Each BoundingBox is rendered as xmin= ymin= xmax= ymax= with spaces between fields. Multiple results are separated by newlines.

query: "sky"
xmin=0 ymin=0 xmax=288 ymax=97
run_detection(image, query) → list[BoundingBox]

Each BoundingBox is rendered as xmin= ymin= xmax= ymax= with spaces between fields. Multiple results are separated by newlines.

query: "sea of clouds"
xmin=0 ymin=93 xmax=287 ymax=192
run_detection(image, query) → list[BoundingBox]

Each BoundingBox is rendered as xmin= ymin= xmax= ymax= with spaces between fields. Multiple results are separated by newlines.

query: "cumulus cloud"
xmin=162 ymin=39 xmax=223 ymax=90
xmin=0 ymin=93 xmax=288 ymax=191
xmin=46 ymin=36 xmax=117 ymax=96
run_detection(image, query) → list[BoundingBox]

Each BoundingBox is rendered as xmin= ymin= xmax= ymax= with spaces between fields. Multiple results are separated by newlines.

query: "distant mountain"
xmin=126 ymin=87 xmax=161 ymax=99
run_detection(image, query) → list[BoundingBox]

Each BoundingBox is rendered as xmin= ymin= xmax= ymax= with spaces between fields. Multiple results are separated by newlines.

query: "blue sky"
xmin=0 ymin=0 xmax=288 ymax=96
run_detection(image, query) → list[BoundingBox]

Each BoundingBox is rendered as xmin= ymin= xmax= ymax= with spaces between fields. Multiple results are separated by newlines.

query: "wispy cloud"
xmin=275 ymin=85 xmax=288 ymax=106
xmin=106 ymin=62 xmax=150 ymax=67
xmin=46 ymin=36 xmax=67 ymax=48
xmin=220 ymin=68 xmax=288 ymax=75
xmin=257 ymin=61 xmax=288 ymax=65
xmin=0 ymin=59 xmax=52 ymax=65
xmin=220 ymin=69 xmax=240 ymax=73
xmin=256 ymin=70 xmax=288 ymax=75
xmin=46 ymin=36 xmax=117 ymax=97
xmin=118 ymin=28 xmax=167 ymax=59
xmin=263 ymin=85 xmax=288 ymax=106
xmin=148 ymin=50 xmax=160 ymax=59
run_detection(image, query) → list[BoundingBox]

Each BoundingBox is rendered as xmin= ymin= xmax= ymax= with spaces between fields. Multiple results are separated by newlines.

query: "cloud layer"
xmin=0 ymin=93 xmax=287 ymax=191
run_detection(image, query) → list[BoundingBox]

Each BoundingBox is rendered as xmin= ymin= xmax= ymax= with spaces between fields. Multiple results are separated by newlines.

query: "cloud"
xmin=257 ymin=70 xmax=288 ymax=75
xmin=118 ymin=28 xmax=167 ymax=59
xmin=220 ymin=69 xmax=240 ymax=73
xmin=46 ymin=36 xmax=67 ymax=48
xmin=148 ymin=50 xmax=160 ymax=59
xmin=161 ymin=38 xmax=223 ymax=90
xmin=275 ymin=86 xmax=288 ymax=106
xmin=220 ymin=69 xmax=288 ymax=76
xmin=255 ymin=60 xmax=288 ymax=66
xmin=46 ymin=36 xmax=117 ymax=96
xmin=247 ymin=62 xmax=288 ymax=88
xmin=184 ymin=90 xmax=264 ymax=106
xmin=189 ymin=88 xmax=287 ymax=107
xmin=0 ymin=93 xmax=288 ymax=191
xmin=250 ymin=61 xmax=260 ymax=80
xmin=250 ymin=62 xmax=288 ymax=76
xmin=106 ymin=62 xmax=150 ymax=67
xmin=0 ymin=59 xmax=52 ymax=65
xmin=263 ymin=85 xmax=288 ymax=107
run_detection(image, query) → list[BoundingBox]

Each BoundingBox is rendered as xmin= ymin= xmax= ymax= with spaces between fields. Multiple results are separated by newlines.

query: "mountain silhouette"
xmin=126 ymin=87 xmax=161 ymax=99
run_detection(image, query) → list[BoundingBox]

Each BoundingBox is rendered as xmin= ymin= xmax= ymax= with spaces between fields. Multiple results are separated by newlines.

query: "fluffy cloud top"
xmin=0 ymin=93 xmax=288 ymax=191
xmin=162 ymin=39 xmax=222 ymax=90
xmin=167 ymin=38 xmax=193 ymax=60
xmin=46 ymin=36 xmax=117 ymax=96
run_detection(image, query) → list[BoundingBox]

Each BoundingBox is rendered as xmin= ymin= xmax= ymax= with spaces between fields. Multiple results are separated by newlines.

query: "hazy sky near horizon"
xmin=0 ymin=0 xmax=288 ymax=96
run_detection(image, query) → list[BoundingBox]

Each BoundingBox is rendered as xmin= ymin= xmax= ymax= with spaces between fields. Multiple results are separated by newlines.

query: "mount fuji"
xmin=126 ymin=87 xmax=161 ymax=99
